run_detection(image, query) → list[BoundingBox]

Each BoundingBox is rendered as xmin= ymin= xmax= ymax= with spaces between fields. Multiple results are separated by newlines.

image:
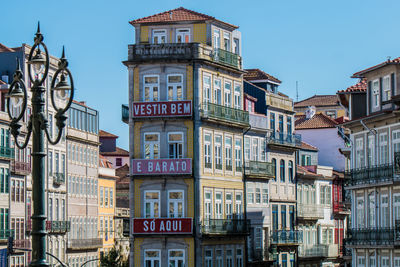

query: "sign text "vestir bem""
xmin=132 ymin=100 xmax=192 ymax=117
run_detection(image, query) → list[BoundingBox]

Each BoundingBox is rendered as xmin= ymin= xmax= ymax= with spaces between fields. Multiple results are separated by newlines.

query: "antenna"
xmin=296 ymin=81 xmax=299 ymax=102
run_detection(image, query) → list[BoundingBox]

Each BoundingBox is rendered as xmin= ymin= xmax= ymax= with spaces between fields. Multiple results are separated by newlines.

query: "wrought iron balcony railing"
xmin=67 ymin=238 xmax=103 ymax=250
xmin=202 ymin=219 xmax=250 ymax=235
xmin=0 ymin=146 xmax=14 ymax=159
xmin=298 ymin=244 xmax=339 ymax=258
xmin=13 ymin=239 xmax=31 ymax=249
xmin=297 ymin=204 xmax=324 ymax=220
xmin=213 ymin=48 xmax=240 ymax=68
xmin=53 ymin=172 xmax=65 ymax=185
xmin=200 ymin=102 xmax=249 ymax=126
xmin=266 ymin=132 xmax=302 ymax=147
xmin=0 ymin=229 xmax=14 ymax=240
xmin=346 ymin=228 xmax=397 ymax=245
xmin=244 ymin=160 xmax=275 ymax=178
xmin=11 ymin=160 xmax=31 ymax=175
xmin=122 ymin=104 xmax=129 ymax=124
xmin=345 ymin=164 xmax=397 ymax=186
xmin=46 ymin=220 xmax=70 ymax=234
xmin=270 ymin=230 xmax=302 ymax=245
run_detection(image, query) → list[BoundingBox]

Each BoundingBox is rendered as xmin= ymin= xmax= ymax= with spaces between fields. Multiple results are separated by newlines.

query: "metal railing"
xmin=213 ymin=48 xmax=240 ymax=68
xmin=14 ymin=239 xmax=31 ymax=249
xmin=0 ymin=229 xmax=14 ymax=239
xmin=11 ymin=160 xmax=31 ymax=174
xmin=270 ymin=230 xmax=302 ymax=245
xmin=53 ymin=172 xmax=65 ymax=185
xmin=244 ymin=160 xmax=275 ymax=178
xmin=122 ymin=104 xmax=129 ymax=124
xmin=298 ymin=244 xmax=338 ymax=258
xmin=345 ymin=164 xmax=397 ymax=186
xmin=333 ymin=201 xmax=350 ymax=213
xmin=200 ymin=102 xmax=249 ymax=126
xmin=266 ymin=132 xmax=302 ymax=147
xmin=0 ymin=146 xmax=14 ymax=159
xmin=202 ymin=219 xmax=250 ymax=235
xmin=67 ymin=238 xmax=103 ymax=250
xmin=46 ymin=221 xmax=71 ymax=234
xmin=297 ymin=204 xmax=324 ymax=219
xmin=346 ymin=228 xmax=397 ymax=245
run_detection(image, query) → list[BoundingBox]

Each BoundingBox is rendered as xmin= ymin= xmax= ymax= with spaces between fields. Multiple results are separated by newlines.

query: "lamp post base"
xmin=29 ymin=260 xmax=50 ymax=267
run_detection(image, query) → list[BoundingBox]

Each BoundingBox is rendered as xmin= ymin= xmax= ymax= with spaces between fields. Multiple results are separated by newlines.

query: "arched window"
xmin=272 ymin=158 xmax=277 ymax=181
xmin=280 ymin=159 xmax=285 ymax=182
xmin=289 ymin=160 xmax=294 ymax=182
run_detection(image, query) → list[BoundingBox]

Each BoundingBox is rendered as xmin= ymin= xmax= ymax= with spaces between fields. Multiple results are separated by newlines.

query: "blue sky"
xmin=1 ymin=0 xmax=399 ymax=149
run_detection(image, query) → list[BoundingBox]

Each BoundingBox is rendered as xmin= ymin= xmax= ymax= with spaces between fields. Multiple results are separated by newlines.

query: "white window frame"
xmin=236 ymin=248 xmax=243 ymax=267
xmin=223 ymin=31 xmax=231 ymax=51
xmin=355 ymin=137 xmax=364 ymax=168
xmin=144 ymin=249 xmax=161 ymax=267
xmin=216 ymin=249 xmax=223 ymax=267
xmin=368 ymin=193 xmax=375 ymax=228
xmin=214 ymin=78 xmax=222 ymax=105
xmin=383 ymin=75 xmax=391 ymax=102
xmin=152 ymin=29 xmax=167 ymax=44
xmin=203 ymin=74 xmax=212 ymax=104
xmin=226 ymin=248 xmax=233 ymax=267
xmin=381 ymin=194 xmax=389 ymax=227
xmin=143 ymin=75 xmax=159 ymax=102
xmin=235 ymin=192 xmax=243 ymax=218
xmin=205 ymin=249 xmax=213 ymax=267
xmin=144 ymin=132 xmax=160 ymax=159
xmin=251 ymin=138 xmax=259 ymax=161
xmin=176 ymin=28 xmax=190 ymax=43
xmin=168 ymin=132 xmax=184 ymax=159
xmin=235 ymin=138 xmax=242 ymax=172
xmin=224 ymin=79 xmax=232 ymax=107
xmin=234 ymin=82 xmax=241 ymax=109
xmin=167 ymin=74 xmax=183 ymax=101
xmin=144 ymin=190 xmax=160 ymax=218
xmin=225 ymin=192 xmax=232 ymax=219
xmin=213 ymin=29 xmax=220 ymax=49
xmin=393 ymin=130 xmax=400 ymax=155
xmin=204 ymin=132 xmax=212 ymax=169
xmin=204 ymin=191 xmax=212 ymax=220
xmin=214 ymin=135 xmax=222 ymax=170
xmin=394 ymin=193 xmax=400 ymax=221
xmin=168 ymin=249 xmax=185 ymax=266
xmin=225 ymin=135 xmax=232 ymax=171
xmin=368 ymin=135 xmax=375 ymax=167
xmin=356 ymin=197 xmax=364 ymax=228
xmin=372 ymin=79 xmax=380 ymax=108
xmin=379 ymin=133 xmax=388 ymax=164
xmin=168 ymin=190 xmax=184 ymax=218
xmin=381 ymin=256 xmax=390 ymax=267
xmin=255 ymin=227 xmax=262 ymax=249
xmin=215 ymin=191 xmax=223 ymax=219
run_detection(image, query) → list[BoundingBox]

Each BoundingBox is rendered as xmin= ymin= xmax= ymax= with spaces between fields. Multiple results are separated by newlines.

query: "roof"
xmin=0 ymin=43 xmax=15 ymax=53
xmin=101 ymin=146 xmax=129 ymax=156
xmin=294 ymin=95 xmax=339 ymax=108
xmin=297 ymin=165 xmax=322 ymax=178
xmin=99 ymin=155 xmax=113 ymax=168
xmin=352 ymin=57 xmax=400 ymax=78
xmin=300 ymin=141 xmax=318 ymax=152
xmin=295 ymin=113 xmax=338 ymax=130
xmin=129 ymin=7 xmax=238 ymax=29
xmin=99 ymin=130 xmax=118 ymax=138
xmin=244 ymin=69 xmax=281 ymax=84
xmin=337 ymin=79 xmax=367 ymax=94
xmin=0 ymin=80 xmax=5 ymax=85
xmin=244 ymin=93 xmax=257 ymax=102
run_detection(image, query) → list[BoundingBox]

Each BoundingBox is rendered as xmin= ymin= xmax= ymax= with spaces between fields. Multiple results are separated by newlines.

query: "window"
xmin=152 ymin=29 xmax=166 ymax=44
xmin=325 ymin=110 xmax=337 ymax=119
xmin=393 ymin=130 xmax=400 ymax=155
xmin=49 ymin=198 xmax=53 ymax=221
xmin=55 ymin=152 xmax=59 ymax=173
xmin=223 ymin=31 xmax=231 ymax=51
xmin=252 ymin=138 xmax=259 ymax=161
xmin=282 ymin=254 xmax=287 ymax=267
xmin=176 ymin=28 xmax=190 ymax=43
xmin=280 ymin=159 xmax=285 ymax=182
xmin=372 ymin=79 xmax=379 ymax=108
xmin=213 ymin=29 xmax=220 ymax=49
xmin=381 ymin=195 xmax=389 ymax=227
xmin=224 ymin=80 xmax=232 ymax=107
xmin=214 ymin=78 xmax=222 ymax=105
xmin=235 ymin=193 xmax=243 ymax=218
xmin=369 ymin=254 xmax=376 ymax=267
xmin=394 ymin=257 xmax=400 ymax=267
xmin=272 ymin=158 xmax=277 ymax=181
xmin=287 ymin=116 xmax=292 ymax=134
xmin=216 ymin=249 xmax=223 ymax=267
xmin=261 ymin=139 xmax=266 ymax=162
xmin=167 ymin=74 xmax=183 ymax=101
xmin=144 ymin=133 xmax=159 ymax=159
xmin=105 ymin=188 xmax=109 ymax=207
xmin=215 ymin=192 xmax=223 ymax=219
xmin=226 ymin=249 xmax=233 ymax=267
xmin=236 ymin=248 xmax=243 ymax=267
xmin=144 ymin=191 xmax=159 ymax=218
xmin=262 ymin=188 xmax=268 ymax=204
xmin=247 ymin=188 xmax=254 ymax=204
xmin=100 ymin=187 xmax=104 ymax=207
xmin=356 ymin=197 xmax=364 ymax=228
xmin=255 ymin=227 xmax=262 ymax=249
xmin=281 ymin=205 xmax=287 ymax=228
xmin=204 ymin=133 xmax=212 ymax=168
xmin=144 ymin=75 xmax=159 ymax=102
xmin=144 ymin=250 xmax=161 ymax=267
xmin=215 ymin=135 xmax=222 ymax=170
xmin=379 ymin=133 xmax=388 ymax=164
xmin=203 ymin=75 xmax=211 ymax=103
xmin=225 ymin=193 xmax=232 ymax=219
xmin=225 ymin=136 xmax=232 ymax=171
xmin=204 ymin=191 xmax=212 ymax=220
xmin=110 ymin=188 xmax=113 ymax=207
xmin=233 ymin=38 xmax=239 ymax=54
xmin=205 ymin=249 xmax=213 ymax=267
xmin=116 ymin=158 xmax=122 ymax=167
xmin=288 ymin=161 xmax=294 ymax=182
xmin=255 ymin=188 xmax=261 ymax=204
xmin=235 ymin=138 xmax=242 ymax=172
xmin=169 ymin=250 xmax=184 ymax=266
xmin=383 ymin=75 xmax=391 ymax=102
xmin=382 ymin=257 xmax=390 ymax=267
xmin=168 ymin=191 xmax=184 ymax=218
xmin=368 ymin=193 xmax=375 ymax=227
xmin=234 ymin=82 xmax=241 ymax=109
xmin=394 ymin=194 xmax=400 ymax=221
xmin=368 ymin=135 xmax=375 ymax=166
xmin=168 ymin=132 xmax=183 ymax=159
xmin=301 ymin=154 xmax=311 ymax=166
xmin=48 ymin=151 xmax=53 ymax=174
xmin=320 ymin=185 xmax=331 ymax=205
xmin=355 ymin=138 xmax=364 ymax=168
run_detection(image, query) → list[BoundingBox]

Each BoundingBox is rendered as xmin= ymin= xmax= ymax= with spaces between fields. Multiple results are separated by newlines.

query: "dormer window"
xmin=223 ymin=32 xmax=231 ymax=51
xmin=383 ymin=75 xmax=391 ymax=102
xmin=213 ymin=29 xmax=220 ymax=49
xmin=372 ymin=79 xmax=379 ymax=108
xmin=152 ymin=29 xmax=167 ymax=44
xmin=176 ymin=29 xmax=190 ymax=43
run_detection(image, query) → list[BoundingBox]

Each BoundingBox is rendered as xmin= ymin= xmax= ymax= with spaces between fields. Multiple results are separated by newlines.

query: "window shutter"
xmin=391 ymin=73 xmax=395 ymax=101
xmin=368 ymin=81 xmax=372 ymax=114
xmin=379 ymin=77 xmax=383 ymax=109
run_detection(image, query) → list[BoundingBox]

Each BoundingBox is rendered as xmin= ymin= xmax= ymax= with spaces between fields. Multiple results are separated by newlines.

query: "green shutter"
xmin=5 ymin=209 xmax=8 ymax=236
xmin=5 ymin=169 xmax=9 ymax=193
xmin=5 ymin=129 xmax=9 ymax=148
xmin=0 ymin=208 xmax=3 ymax=238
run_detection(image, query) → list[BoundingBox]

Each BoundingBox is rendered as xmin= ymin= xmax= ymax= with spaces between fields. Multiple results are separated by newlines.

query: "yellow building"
xmin=98 ymin=155 xmax=116 ymax=254
xmin=124 ymin=7 xmax=248 ymax=267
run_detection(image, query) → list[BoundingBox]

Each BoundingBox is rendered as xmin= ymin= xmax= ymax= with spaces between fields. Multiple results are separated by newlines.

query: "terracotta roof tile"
xmin=0 ymin=43 xmax=15 ymax=53
xmin=337 ymin=79 xmax=367 ymax=94
xmin=244 ymin=69 xmax=281 ymax=84
xmin=352 ymin=57 xmax=400 ymax=78
xmin=295 ymin=113 xmax=338 ymax=130
xmin=99 ymin=130 xmax=118 ymax=138
xmin=300 ymin=141 xmax=318 ymax=151
xmin=101 ymin=146 xmax=129 ymax=156
xmin=130 ymin=7 xmax=238 ymax=29
xmin=294 ymin=95 xmax=339 ymax=108
xmin=297 ymin=165 xmax=322 ymax=177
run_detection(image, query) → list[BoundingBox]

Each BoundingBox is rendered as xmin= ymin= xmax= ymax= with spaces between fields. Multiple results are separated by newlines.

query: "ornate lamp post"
xmin=7 ymin=24 xmax=74 ymax=267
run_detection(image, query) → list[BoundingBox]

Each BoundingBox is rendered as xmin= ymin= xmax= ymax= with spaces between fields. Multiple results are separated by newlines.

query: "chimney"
xmin=305 ymin=106 xmax=316 ymax=119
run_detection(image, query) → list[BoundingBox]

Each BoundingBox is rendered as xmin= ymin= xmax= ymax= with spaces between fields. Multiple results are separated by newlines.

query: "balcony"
xmin=346 ymin=228 xmax=397 ymax=246
xmin=67 ymin=238 xmax=103 ymax=250
xmin=333 ymin=201 xmax=350 ymax=215
xmin=200 ymin=102 xmax=249 ymax=127
xmin=11 ymin=160 xmax=31 ymax=175
xmin=202 ymin=219 xmax=250 ymax=236
xmin=298 ymin=244 xmax=339 ymax=258
xmin=46 ymin=220 xmax=70 ymax=234
xmin=266 ymin=132 xmax=301 ymax=149
xmin=244 ymin=161 xmax=275 ymax=179
xmin=0 ymin=146 xmax=14 ymax=160
xmin=297 ymin=204 xmax=324 ymax=220
xmin=0 ymin=229 xmax=13 ymax=241
xmin=53 ymin=172 xmax=65 ymax=186
xmin=13 ymin=239 xmax=31 ymax=249
xmin=122 ymin=104 xmax=129 ymax=124
xmin=131 ymin=158 xmax=192 ymax=176
xmin=270 ymin=230 xmax=302 ymax=245
xmin=345 ymin=164 xmax=397 ymax=186
xmin=265 ymin=93 xmax=293 ymax=112
xmin=126 ymin=43 xmax=242 ymax=70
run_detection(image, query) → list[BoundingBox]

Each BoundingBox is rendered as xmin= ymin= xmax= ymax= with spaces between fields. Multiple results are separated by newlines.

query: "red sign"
xmin=132 ymin=100 xmax=192 ymax=117
xmin=133 ymin=218 xmax=193 ymax=234
xmin=131 ymin=158 xmax=192 ymax=175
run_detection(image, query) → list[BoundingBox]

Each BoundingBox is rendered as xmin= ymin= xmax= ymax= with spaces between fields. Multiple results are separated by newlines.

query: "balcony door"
xmin=215 ymin=192 xmax=223 ymax=219
xmin=381 ymin=195 xmax=389 ymax=227
xmin=152 ymin=29 xmax=167 ymax=44
xmin=168 ymin=132 xmax=183 ymax=159
xmin=176 ymin=28 xmax=190 ymax=43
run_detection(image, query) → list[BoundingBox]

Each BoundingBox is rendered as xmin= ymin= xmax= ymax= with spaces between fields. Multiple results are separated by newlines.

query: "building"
xmin=244 ymin=69 xmax=300 ymax=266
xmin=124 ymin=7 xmax=249 ymax=267
xmin=337 ymin=57 xmax=400 ymax=266
xmin=294 ymin=95 xmax=347 ymax=120
xmin=98 ymin=155 xmax=116 ymax=255
xmin=99 ymin=130 xmax=129 ymax=168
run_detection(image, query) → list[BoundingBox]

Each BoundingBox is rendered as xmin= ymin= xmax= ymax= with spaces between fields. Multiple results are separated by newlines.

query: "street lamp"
xmin=7 ymin=23 xmax=74 ymax=267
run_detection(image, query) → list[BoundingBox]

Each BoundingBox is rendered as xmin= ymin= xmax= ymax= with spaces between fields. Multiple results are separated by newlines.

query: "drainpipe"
xmin=242 ymin=124 xmax=251 ymax=265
